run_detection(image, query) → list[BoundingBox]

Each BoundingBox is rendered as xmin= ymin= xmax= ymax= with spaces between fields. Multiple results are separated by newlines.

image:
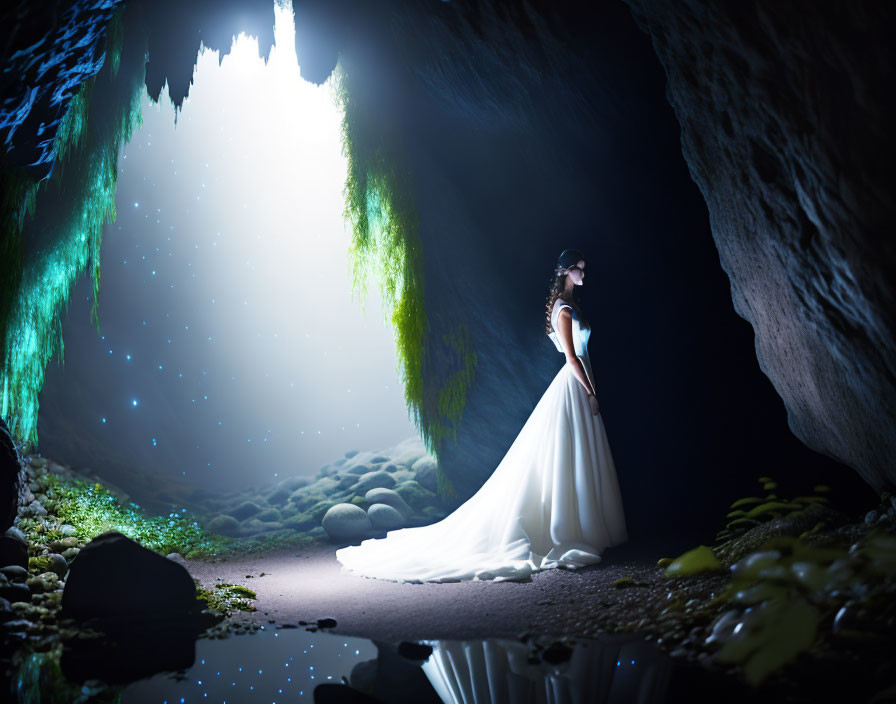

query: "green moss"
xmin=332 ymin=59 xmax=470 ymax=502
xmin=613 ymin=576 xmax=635 ymax=588
xmin=196 ymin=581 xmax=258 ymax=615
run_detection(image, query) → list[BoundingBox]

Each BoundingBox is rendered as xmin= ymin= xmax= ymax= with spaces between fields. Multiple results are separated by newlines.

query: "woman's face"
xmin=568 ymin=259 xmax=586 ymax=285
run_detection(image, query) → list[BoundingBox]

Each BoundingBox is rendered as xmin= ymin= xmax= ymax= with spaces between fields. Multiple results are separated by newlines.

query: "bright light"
xmin=123 ymin=0 xmax=417 ymax=477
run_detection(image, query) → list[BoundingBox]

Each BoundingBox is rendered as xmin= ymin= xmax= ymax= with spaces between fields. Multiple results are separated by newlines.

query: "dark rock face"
xmin=61 ymin=530 xmax=199 ymax=627
xmin=0 ymin=416 xmax=23 ymax=532
xmin=0 ymin=0 xmax=121 ymax=178
xmin=626 ymin=0 xmax=896 ymax=490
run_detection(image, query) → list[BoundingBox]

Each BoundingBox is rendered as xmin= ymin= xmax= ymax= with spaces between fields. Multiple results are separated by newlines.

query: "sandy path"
xmin=180 ymin=540 xmax=678 ymax=643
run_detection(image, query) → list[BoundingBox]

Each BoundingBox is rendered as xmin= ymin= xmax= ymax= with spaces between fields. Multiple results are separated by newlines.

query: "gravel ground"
xmin=180 ymin=538 xmax=727 ymax=644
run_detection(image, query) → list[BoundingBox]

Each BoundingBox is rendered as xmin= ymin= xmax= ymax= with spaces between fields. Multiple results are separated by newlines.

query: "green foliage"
xmin=706 ymin=529 xmax=896 ymax=685
xmin=714 ymin=476 xmax=830 ymax=544
xmin=30 ymin=471 xmax=314 ymax=560
xmin=663 ymin=544 xmax=723 ymax=577
xmin=332 ymin=59 xmax=468 ymax=500
xmin=0 ymin=5 xmax=145 ymax=446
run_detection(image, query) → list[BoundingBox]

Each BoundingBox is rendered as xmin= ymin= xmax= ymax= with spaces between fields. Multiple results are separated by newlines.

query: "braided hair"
xmin=544 ymin=249 xmax=585 ymax=335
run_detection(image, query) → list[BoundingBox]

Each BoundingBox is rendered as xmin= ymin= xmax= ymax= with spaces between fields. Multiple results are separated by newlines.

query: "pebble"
xmin=0 ymin=565 xmax=28 ymax=582
xmin=59 ymin=525 xmax=77 ymax=536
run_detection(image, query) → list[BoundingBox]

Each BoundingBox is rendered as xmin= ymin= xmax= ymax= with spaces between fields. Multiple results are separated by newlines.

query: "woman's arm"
xmin=557 ymin=308 xmax=596 ymax=396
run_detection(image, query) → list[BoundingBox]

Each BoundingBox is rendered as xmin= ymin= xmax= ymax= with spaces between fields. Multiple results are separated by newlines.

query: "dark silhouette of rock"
xmin=626 ymin=0 xmax=896 ymax=491
xmin=61 ymin=530 xmax=201 ymax=629
xmin=0 ymin=417 xmax=23 ymax=533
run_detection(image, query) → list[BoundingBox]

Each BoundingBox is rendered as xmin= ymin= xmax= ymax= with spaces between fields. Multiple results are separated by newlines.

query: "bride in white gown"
xmin=335 ymin=249 xmax=627 ymax=582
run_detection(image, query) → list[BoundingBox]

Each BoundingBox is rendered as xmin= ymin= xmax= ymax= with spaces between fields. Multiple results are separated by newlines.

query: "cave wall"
xmin=625 ymin=0 xmax=896 ymax=491
xmin=0 ymin=0 xmax=885 ymax=538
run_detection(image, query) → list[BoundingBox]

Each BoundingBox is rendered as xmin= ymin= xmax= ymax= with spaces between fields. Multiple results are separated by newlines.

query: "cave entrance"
xmin=37 ymin=2 xmax=419 ymax=500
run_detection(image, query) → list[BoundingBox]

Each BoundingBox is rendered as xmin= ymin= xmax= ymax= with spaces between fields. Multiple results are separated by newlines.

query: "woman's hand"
xmin=588 ymin=394 xmax=600 ymax=415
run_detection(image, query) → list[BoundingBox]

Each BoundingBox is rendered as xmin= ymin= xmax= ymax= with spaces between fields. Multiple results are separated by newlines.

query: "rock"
xmin=26 ymin=572 xmax=58 ymax=594
xmin=59 ymin=524 xmax=77 ymax=536
xmin=364 ymin=488 xmax=413 ymax=518
xmin=308 ymin=526 xmax=327 ymax=540
xmin=343 ymin=464 xmax=369 ymax=476
xmin=46 ymin=554 xmax=68 ymax=579
xmin=367 ymin=504 xmax=405 ymax=530
xmin=626 ymin=0 xmax=896 ymax=490
xmin=255 ymin=508 xmax=282 ymax=523
xmin=48 ymin=537 xmax=79 ymax=552
xmin=336 ymin=474 xmax=357 ymax=490
xmin=206 ymin=515 xmax=241 ymax=537
xmin=394 ymin=480 xmax=440 ymax=512
xmin=28 ymin=500 xmax=47 ymax=517
xmin=0 ymin=418 xmax=23 ymax=533
xmin=0 ymin=583 xmax=30 ymax=603
xmin=351 ymin=471 xmax=396 ymax=494
xmin=411 ymin=457 xmax=439 ymax=493
xmin=61 ymin=548 xmax=80 ymax=561
xmin=321 ymin=504 xmax=371 ymax=541
xmin=242 ymin=518 xmax=283 ymax=534
xmin=283 ymin=513 xmax=317 ymax=532
xmin=5 ymin=526 xmax=26 ymax=544
xmin=0 ymin=565 xmax=27 ymax=582
xmin=0 ymin=596 xmax=10 ymax=622
xmin=306 ymin=500 xmax=337 ymax=523
xmin=228 ymin=501 xmax=263 ymax=521
xmin=332 ymin=458 xmax=347 ymax=467
xmin=0 ymin=536 xmax=28 ymax=569
xmin=865 ymin=510 xmax=879 ymax=526
xmin=344 ymin=450 xmax=359 ymax=459
xmin=267 ymin=476 xmax=311 ymax=505
xmin=61 ymin=531 xmax=200 ymax=628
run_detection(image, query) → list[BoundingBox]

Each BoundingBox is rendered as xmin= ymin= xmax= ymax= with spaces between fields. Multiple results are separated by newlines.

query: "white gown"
xmin=335 ymin=298 xmax=627 ymax=582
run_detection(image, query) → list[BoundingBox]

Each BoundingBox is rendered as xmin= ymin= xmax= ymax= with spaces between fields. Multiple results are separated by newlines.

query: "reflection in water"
xmin=16 ymin=625 xmax=741 ymax=703
xmin=419 ymin=637 xmax=671 ymax=704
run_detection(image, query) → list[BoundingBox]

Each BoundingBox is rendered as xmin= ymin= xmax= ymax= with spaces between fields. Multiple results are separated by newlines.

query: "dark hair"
xmin=544 ymin=249 xmax=585 ymax=335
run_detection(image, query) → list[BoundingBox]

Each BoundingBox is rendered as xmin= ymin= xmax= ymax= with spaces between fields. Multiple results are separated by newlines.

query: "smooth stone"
xmin=206 ymin=515 xmax=241 ymax=537
xmin=411 ymin=457 xmax=439 ymax=493
xmin=367 ymin=503 xmax=405 ymax=530
xmin=228 ymin=501 xmax=263 ymax=521
xmin=283 ymin=514 xmax=317 ymax=532
xmin=28 ymin=500 xmax=47 ymax=517
xmin=46 ymin=554 xmax=68 ymax=579
xmin=255 ymin=508 xmax=282 ymax=523
xmin=350 ymin=471 xmax=396 ymax=494
xmin=344 ymin=464 xmax=368 ymax=476
xmin=61 ymin=548 xmax=80 ymax=561
xmin=0 ymin=565 xmax=27 ymax=582
xmin=0 ymin=536 xmax=28 ymax=569
xmin=394 ymin=480 xmax=440 ymax=512
xmin=321 ymin=504 xmax=371 ymax=540
xmin=344 ymin=450 xmax=359 ymax=459
xmin=369 ymin=456 xmax=390 ymax=464
xmin=59 ymin=524 xmax=77 ymax=536
xmin=242 ymin=518 xmax=283 ymax=534
xmin=5 ymin=526 xmax=27 ymax=544
xmin=0 ymin=583 xmax=31 ymax=602
xmin=364 ymin=488 xmax=413 ymax=518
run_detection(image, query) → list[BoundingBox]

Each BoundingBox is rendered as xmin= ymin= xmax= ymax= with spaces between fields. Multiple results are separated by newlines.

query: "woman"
xmin=335 ymin=249 xmax=627 ymax=582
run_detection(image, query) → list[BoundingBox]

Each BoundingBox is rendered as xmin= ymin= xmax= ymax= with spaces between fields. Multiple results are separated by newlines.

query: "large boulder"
xmin=321 ymin=503 xmax=371 ymax=541
xmin=61 ymin=531 xmax=200 ymax=629
xmin=626 ymin=0 xmax=896 ymax=491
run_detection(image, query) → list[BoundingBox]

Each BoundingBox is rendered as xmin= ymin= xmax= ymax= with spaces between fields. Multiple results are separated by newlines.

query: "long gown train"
xmin=335 ymin=300 xmax=627 ymax=582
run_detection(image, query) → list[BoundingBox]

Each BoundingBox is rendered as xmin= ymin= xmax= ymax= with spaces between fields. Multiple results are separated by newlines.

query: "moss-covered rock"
xmin=664 ymin=545 xmax=723 ymax=577
xmin=206 ymin=515 xmax=241 ymax=537
xmin=255 ymin=508 xmax=282 ymax=523
xmin=394 ymin=480 xmax=439 ymax=512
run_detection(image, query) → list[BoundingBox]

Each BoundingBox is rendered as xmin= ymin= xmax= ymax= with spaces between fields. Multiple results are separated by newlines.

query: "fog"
xmin=37 ymin=5 xmax=418 ymax=491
